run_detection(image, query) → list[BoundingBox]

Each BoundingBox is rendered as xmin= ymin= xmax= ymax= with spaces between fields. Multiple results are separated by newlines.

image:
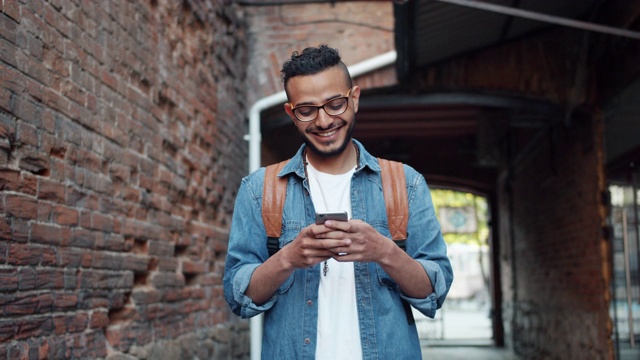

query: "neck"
xmin=305 ymin=141 xmax=358 ymax=175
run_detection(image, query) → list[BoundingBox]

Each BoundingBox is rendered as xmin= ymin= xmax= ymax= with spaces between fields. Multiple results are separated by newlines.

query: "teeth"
xmin=317 ymin=129 xmax=336 ymax=137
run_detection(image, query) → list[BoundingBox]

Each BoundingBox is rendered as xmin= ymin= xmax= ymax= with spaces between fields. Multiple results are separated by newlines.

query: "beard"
xmin=300 ymin=118 xmax=355 ymax=158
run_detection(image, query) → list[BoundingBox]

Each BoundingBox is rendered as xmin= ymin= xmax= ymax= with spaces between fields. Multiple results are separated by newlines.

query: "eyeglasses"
xmin=289 ymin=88 xmax=352 ymax=122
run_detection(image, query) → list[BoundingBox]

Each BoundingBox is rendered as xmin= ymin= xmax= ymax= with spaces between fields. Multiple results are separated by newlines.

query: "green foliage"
xmin=431 ymin=189 xmax=489 ymax=246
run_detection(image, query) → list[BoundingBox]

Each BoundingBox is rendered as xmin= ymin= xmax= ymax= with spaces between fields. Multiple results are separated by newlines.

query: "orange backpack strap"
xmin=262 ymin=160 xmax=289 ymax=255
xmin=378 ymin=158 xmax=414 ymax=325
xmin=378 ymin=158 xmax=408 ymax=249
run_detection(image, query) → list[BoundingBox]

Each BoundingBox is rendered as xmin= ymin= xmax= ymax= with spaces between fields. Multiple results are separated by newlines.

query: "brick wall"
xmin=497 ymin=114 xmax=611 ymax=358
xmin=0 ymin=1 xmax=248 ymax=359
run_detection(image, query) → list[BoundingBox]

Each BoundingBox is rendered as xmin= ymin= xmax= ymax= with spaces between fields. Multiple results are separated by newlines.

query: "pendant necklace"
xmin=302 ymin=142 xmax=360 ymax=276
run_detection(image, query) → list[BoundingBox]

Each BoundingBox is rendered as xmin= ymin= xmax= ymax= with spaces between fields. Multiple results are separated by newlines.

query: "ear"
xmin=284 ymin=102 xmax=296 ymax=121
xmin=351 ymin=86 xmax=361 ymax=113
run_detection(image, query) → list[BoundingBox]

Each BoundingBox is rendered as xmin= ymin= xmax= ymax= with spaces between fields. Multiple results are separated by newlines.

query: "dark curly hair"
xmin=281 ymin=45 xmax=352 ymax=95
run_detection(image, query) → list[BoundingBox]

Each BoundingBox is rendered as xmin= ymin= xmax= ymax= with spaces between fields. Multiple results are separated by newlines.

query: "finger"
xmin=323 ymin=220 xmax=352 ymax=232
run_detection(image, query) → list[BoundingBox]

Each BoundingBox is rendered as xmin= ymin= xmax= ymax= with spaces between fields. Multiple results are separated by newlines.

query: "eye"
xmin=327 ymin=98 xmax=346 ymax=110
xmin=296 ymin=107 xmax=315 ymax=116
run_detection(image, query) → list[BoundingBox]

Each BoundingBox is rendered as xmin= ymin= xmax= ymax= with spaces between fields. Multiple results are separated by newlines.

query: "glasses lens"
xmin=324 ymin=98 xmax=348 ymax=116
xmin=294 ymin=107 xmax=317 ymax=122
xmin=292 ymin=95 xmax=349 ymax=122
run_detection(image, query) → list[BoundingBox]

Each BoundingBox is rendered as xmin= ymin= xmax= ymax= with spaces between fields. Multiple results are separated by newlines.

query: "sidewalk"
xmin=422 ymin=346 xmax=517 ymax=360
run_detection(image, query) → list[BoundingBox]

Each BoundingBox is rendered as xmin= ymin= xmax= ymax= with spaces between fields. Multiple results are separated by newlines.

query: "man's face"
xmin=284 ymin=66 xmax=360 ymax=158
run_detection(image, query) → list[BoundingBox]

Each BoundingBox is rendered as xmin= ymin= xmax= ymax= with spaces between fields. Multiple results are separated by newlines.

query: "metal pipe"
xmin=623 ymin=209 xmax=635 ymax=348
xmin=631 ymin=165 xmax=640 ymax=309
xmin=611 ymin=205 xmax=621 ymax=360
xmin=245 ymin=50 xmax=397 ymax=360
xmin=433 ymin=0 xmax=640 ymax=40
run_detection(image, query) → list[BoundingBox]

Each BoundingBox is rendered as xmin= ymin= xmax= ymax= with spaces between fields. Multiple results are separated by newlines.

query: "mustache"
xmin=305 ymin=120 xmax=345 ymax=133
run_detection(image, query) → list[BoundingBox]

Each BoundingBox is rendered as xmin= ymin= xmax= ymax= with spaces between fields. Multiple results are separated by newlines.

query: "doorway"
xmin=609 ymin=177 xmax=640 ymax=358
xmin=416 ymin=189 xmax=494 ymax=346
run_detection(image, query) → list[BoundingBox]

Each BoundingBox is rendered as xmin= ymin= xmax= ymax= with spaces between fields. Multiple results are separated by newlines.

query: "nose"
xmin=314 ymin=107 xmax=334 ymax=128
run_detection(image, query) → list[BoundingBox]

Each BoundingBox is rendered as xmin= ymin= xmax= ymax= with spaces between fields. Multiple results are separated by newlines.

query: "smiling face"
xmin=284 ymin=66 xmax=360 ymax=160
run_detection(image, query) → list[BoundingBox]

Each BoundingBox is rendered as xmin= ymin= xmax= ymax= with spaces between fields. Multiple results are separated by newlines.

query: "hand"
xmin=278 ymin=223 xmax=352 ymax=270
xmin=315 ymin=219 xmax=395 ymax=264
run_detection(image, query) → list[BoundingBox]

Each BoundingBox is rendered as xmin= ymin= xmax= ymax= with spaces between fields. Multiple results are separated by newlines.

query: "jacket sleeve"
xmin=223 ymin=170 xmax=278 ymax=318
xmin=400 ymin=167 xmax=454 ymax=318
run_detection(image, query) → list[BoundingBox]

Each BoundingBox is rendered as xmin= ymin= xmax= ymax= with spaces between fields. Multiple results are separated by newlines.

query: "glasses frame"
xmin=289 ymin=88 xmax=353 ymax=122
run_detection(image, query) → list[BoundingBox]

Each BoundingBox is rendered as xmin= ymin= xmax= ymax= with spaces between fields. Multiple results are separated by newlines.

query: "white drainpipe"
xmin=243 ymin=50 xmax=397 ymax=360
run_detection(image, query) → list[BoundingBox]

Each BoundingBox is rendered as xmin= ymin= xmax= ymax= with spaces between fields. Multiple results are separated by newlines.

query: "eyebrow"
xmin=294 ymin=93 xmax=344 ymax=107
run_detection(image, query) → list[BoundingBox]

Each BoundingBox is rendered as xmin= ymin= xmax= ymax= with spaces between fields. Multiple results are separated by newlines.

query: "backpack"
xmin=261 ymin=158 xmax=415 ymax=324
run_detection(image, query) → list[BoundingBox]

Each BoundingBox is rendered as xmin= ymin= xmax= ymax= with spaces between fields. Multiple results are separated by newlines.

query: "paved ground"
xmin=415 ymin=301 xmax=640 ymax=360
xmin=422 ymin=345 xmax=640 ymax=360
xmin=422 ymin=346 xmax=517 ymax=360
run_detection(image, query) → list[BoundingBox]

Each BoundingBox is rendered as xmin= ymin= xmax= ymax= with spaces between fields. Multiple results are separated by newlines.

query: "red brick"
xmin=38 ymin=178 xmax=66 ymax=202
xmin=57 ymin=247 xmax=86 ymax=268
xmin=15 ymin=97 xmax=43 ymax=128
xmin=89 ymin=310 xmax=109 ymax=329
xmin=19 ymin=172 xmax=37 ymax=196
xmin=10 ymin=218 xmax=29 ymax=243
xmin=157 ymin=257 xmax=178 ymax=272
xmin=16 ymin=121 xmax=38 ymax=147
xmin=41 ymin=246 xmax=57 ymax=266
xmin=0 ymin=268 xmax=18 ymax=292
xmin=147 ymin=240 xmax=174 ymax=257
xmin=130 ymin=288 xmax=162 ymax=305
xmin=35 ymin=269 xmax=66 ymax=290
xmin=18 ymin=149 xmax=50 ymax=175
xmin=4 ymin=194 xmax=38 ymax=219
xmin=52 ymin=205 xmax=79 ymax=226
xmin=90 ymin=211 xmax=113 ymax=232
xmin=0 ymin=0 xmax=21 ymax=22
xmin=0 ymin=320 xmax=17 ymax=342
xmin=80 ymin=269 xmax=133 ymax=289
xmin=122 ymin=254 xmax=149 ymax=273
xmin=53 ymin=313 xmax=88 ymax=333
xmin=18 ymin=267 xmax=36 ymax=290
xmin=70 ymin=227 xmax=96 ymax=248
xmin=95 ymin=233 xmax=125 ymax=251
xmin=52 ymin=293 xmax=77 ymax=311
xmin=30 ymin=222 xmax=71 ymax=246
xmin=15 ymin=316 xmax=54 ymax=340
xmin=0 ymin=217 xmax=10 ymax=240
xmin=0 ymin=8 xmax=17 ymax=43
xmin=182 ymin=259 xmax=206 ymax=274
xmin=37 ymin=201 xmax=52 ymax=222
xmin=90 ymin=251 xmax=122 ymax=270
xmin=151 ymin=271 xmax=184 ymax=288
xmin=0 ymin=31 xmax=18 ymax=70
xmin=9 ymin=244 xmax=41 ymax=266
xmin=4 ymin=292 xmax=53 ymax=316
xmin=0 ymin=240 xmax=6 ymax=263
xmin=0 ymin=170 xmax=20 ymax=192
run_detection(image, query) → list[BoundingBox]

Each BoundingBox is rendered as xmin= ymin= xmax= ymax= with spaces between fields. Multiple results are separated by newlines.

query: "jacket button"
xmin=307 ymin=300 xmax=313 ymax=306
xmin=304 ymin=338 xmax=311 ymax=344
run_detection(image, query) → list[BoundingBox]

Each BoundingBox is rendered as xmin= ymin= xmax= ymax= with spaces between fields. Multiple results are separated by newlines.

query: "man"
xmin=224 ymin=45 xmax=453 ymax=359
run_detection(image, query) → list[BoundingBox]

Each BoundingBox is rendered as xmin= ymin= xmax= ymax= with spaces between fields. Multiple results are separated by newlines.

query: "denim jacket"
xmin=224 ymin=140 xmax=453 ymax=359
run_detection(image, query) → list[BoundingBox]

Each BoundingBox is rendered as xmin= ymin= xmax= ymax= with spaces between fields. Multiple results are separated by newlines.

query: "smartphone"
xmin=315 ymin=211 xmax=348 ymax=225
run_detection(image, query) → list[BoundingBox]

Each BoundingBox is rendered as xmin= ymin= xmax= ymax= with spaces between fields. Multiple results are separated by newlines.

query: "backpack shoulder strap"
xmin=262 ymin=160 xmax=289 ymax=256
xmin=378 ymin=158 xmax=414 ymax=325
xmin=378 ymin=158 xmax=408 ymax=248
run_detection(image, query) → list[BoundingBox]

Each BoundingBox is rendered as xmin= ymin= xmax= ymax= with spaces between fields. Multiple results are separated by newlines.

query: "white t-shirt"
xmin=306 ymin=162 xmax=362 ymax=360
